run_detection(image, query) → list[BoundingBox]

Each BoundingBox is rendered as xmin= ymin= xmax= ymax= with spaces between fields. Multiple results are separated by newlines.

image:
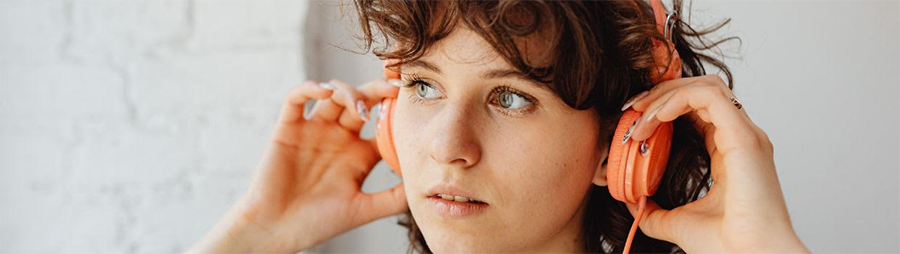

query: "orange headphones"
xmin=375 ymin=1 xmax=680 ymax=252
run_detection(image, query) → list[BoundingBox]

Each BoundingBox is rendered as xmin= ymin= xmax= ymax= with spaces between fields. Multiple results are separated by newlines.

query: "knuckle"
xmin=328 ymin=79 xmax=352 ymax=90
xmin=741 ymin=132 xmax=765 ymax=151
xmin=756 ymin=128 xmax=775 ymax=154
xmin=679 ymin=84 xmax=711 ymax=99
xmin=697 ymin=79 xmax=726 ymax=95
xmin=704 ymin=74 xmax=725 ymax=85
xmin=695 ymin=82 xmax=727 ymax=99
xmin=329 ymin=82 xmax=360 ymax=99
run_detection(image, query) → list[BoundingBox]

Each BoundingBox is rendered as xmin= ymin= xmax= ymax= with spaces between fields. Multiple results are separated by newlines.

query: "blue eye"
xmin=414 ymin=81 xmax=443 ymax=99
xmin=498 ymin=91 xmax=530 ymax=109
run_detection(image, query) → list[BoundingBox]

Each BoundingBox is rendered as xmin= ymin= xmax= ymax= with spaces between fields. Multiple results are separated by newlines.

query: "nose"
xmin=428 ymin=100 xmax=482 ymax=169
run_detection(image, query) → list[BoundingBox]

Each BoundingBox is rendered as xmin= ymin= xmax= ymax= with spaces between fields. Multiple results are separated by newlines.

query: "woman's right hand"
xmin=188 ymin=79 xmax=407 ymax=253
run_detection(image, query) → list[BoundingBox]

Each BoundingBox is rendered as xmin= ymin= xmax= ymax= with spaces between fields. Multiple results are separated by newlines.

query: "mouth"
xmin=426 ymin=185 xmax=490 ymax=219
xmin=428 ymin=193 xmax=488 ymax=204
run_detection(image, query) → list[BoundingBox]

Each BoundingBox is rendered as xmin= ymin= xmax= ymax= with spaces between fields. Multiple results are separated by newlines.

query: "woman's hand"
xmin=188 ymin=79 xmax=406 ymax=253
xmin=621 ymin=75 xmax=809 ymax=253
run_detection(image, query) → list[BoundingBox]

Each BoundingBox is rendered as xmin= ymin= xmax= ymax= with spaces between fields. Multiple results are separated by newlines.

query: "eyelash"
xmin=403 ymin=74 xmax=435 ymax=105
xmin=489 ymin=86 xmax=538 ymax=117
xmin=402 ymin=74 xmax=538 ymax=117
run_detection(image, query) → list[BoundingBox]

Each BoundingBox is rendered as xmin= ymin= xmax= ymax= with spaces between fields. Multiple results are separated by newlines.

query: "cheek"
xmin=492 ymin=120 xmax=599 ymax=207
xmin=390 ymin=94 xmax=429 ymax=193
xmin=483 ymin=111 xmax=601 ymax=235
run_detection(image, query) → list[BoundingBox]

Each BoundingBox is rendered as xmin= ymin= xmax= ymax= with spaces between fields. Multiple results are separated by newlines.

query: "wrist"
xmin=189 ymin=202 xmax=294 ymax=253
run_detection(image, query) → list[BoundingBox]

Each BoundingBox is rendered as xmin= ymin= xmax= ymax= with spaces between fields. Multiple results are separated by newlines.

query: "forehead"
xmin=420 ymin=25 xmax=508 ymax=70
xmin=417 ymin=23 xmax=554 ymax=71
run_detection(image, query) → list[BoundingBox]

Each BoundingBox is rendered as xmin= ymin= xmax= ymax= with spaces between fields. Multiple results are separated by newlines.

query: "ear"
xmin=592 ymin=147 xmax=609 ymax=187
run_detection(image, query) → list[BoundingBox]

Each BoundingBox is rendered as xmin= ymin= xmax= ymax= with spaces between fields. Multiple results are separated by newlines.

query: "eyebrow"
xmin=403 ymin=59 xmax=552 ymax=92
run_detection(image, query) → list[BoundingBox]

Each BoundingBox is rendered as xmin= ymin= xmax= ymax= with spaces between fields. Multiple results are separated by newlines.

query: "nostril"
xmin=448 ymin=158 xmax=468 ymax=166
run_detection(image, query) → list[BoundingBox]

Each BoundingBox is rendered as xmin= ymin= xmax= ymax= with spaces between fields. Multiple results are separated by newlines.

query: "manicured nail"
xmin=387 ymin=79 xmax=404 ymax=87
xmin=356 ymin=100 xmax=369 ymax=121
xmin=623 ymin=117 xmax=639 ymax=144
xmin=645 ymin=104 xmax=662 ymax=122
xmin=319 ymin=82 xmax=335 ymax=90
xmin=621 ymin=91 xmax=649 ymax=111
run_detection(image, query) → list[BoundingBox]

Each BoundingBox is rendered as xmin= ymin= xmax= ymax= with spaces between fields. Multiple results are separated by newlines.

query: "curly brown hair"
xmin=352 ymin=0 xmax=738 ymax=253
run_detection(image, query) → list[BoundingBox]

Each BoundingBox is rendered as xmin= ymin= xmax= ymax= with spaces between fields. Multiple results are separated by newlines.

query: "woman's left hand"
xmin=622 ymin=74 xmax=809 ymax=253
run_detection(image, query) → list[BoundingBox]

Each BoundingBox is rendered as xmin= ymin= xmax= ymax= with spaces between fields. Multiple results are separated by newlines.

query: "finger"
xmin=309 ymin=98 xmax=344 ymax=122
xmin=629 ymin=88 xmax=679 ymax=142
xmin=309 ymin=79 xmax=363 ymax=122
xmin=278 ymin=81 xmax=334 ymax=123
xmin=626 ymin=75 xmax=730 ymax=113
xmin=625 ymin=199 xmax=680 ymax=244
xmin=355 ymin=183 xmax=408 ymax=224
xmin=337 ymin=79 xmax=403 ymax=131
xmin=635 ymin=83 xmax=759 ymax=154
xmin=357 ymin=79 xmax=403 ymax=105
xmin=630 ymin=77 xmax=733 ymax=142
xmin=337 ymin=101 xmax=369 ymax=132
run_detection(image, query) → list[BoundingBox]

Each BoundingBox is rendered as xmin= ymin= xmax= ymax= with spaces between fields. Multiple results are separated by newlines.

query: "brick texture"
xmin=1 ymin=0 xmax=309 ymax=252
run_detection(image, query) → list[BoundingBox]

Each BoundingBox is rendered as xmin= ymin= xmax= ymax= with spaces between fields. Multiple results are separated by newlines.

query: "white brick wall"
xmin=1 ymin=0 xmax=311 ymax=252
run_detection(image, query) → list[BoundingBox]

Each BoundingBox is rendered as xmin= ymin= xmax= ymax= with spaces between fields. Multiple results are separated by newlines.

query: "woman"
xmin=189 ymin=1 xmax=809 ymax=253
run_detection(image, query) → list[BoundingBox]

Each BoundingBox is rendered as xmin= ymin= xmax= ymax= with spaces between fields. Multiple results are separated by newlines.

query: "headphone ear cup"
xmin=608 ymin=109 xmax=642 ymax=203
xmin=607 ymin=109 xmax=675 ymax=204
xmin=636 ymin=121 xmax=673 ymax=197
xmin=378 ymin=59 xmax=402 ymax=175
xmin=375 ymin=98 xmax=402 ymax=176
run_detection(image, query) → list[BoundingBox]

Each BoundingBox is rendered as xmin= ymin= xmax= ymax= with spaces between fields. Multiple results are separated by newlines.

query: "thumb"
xmin=625 ymin=199 xmax=680 ymax=244
xmin=356 ymin=183 xmax=408 ymax=223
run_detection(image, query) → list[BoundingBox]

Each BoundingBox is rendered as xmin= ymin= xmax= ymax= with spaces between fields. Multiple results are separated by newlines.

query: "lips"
xmin=426 ymin=184 xmax=488 ymax=204
xmin=433 ymin=193 xmax=486 ymax=204
xmin=426 ymin=184 xmax=489 ymax=219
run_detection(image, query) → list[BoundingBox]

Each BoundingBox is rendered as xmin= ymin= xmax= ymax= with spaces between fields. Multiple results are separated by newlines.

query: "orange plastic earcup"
xmin=607 ymin=109 xmax=673 ymax=204
xmin=375 ymin=97 xmax=401 ymax=175
xmin=606 ymin=111 xmax=633 ymax=202
xmin=376 ymin=60 xmax=402 ymax=176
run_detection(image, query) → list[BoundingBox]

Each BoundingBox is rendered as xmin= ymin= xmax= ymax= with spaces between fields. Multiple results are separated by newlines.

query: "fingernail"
xmin=387 ymin=79 xmax=404 ymax=87
xmin=623 ymin=117 xmax=639 ymax=144
xmin=356 ymin=100 xmax=369 ymax=121
xmin=621 ymin=91 xmax=649 ymax=111
xmin=645 ymin=104 xmax=662 ymax=122
xmin=319 ymin=82 xmax=335 ymax=90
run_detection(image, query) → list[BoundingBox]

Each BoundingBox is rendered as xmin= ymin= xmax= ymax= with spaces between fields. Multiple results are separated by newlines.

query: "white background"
xmin=1 ymin=0 xmax=898 ymax=253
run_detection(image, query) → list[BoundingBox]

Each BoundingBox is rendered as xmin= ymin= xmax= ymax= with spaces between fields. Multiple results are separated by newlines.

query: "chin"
xmin=412 ymin=210 xmax=520 ymax=253
xmin=418 ymin=226 xmax=508 ymax=253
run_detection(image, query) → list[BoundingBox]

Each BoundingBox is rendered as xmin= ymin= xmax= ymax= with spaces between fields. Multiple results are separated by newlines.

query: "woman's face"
xmin=393 ymin=25 xmax=608 ymax=252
